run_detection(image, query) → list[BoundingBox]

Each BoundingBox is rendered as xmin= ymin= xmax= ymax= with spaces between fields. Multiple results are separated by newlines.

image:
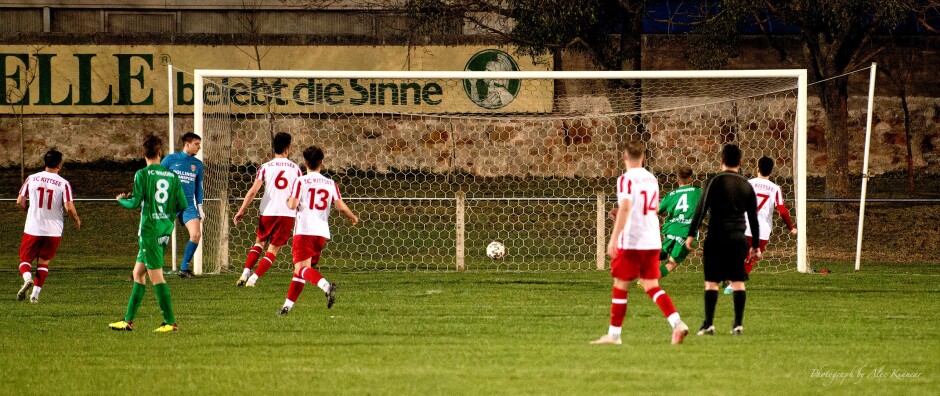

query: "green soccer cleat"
xmin=17 ymin=279 xmax=33 ymax=301
xmin=153 ymin=323 xmax=178 ymax=333
xmin=109 ymin=320 xmax=134 ymax=331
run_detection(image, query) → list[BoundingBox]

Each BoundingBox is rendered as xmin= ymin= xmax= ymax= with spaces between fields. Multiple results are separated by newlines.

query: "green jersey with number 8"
xmin=119 ymin=164 xmax=188 ymax=238
xmin=659 ymin=185 xmax=702 ymax=238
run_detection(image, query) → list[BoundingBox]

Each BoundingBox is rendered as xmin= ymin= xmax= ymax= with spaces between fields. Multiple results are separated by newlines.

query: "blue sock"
xmin=181 ymin=241 xmax=198 ymax=271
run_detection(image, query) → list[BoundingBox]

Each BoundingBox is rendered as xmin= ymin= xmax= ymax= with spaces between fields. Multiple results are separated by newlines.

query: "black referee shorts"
xmin=702 ymin=232 xmax=749 ymax=283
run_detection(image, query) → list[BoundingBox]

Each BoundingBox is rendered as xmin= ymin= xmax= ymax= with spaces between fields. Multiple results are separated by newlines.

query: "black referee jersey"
xmin=687 ymin=170 xmax=760 ymax=248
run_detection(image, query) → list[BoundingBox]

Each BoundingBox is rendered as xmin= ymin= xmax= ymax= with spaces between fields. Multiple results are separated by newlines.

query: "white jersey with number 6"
xmin=745 ymin=178 xmax=784 ymax=240
xmin=257 ymin=158 xmax=302 ymax=218
xmin=616 ymin=168 xmax=662 ymax=250
xmin=20 ymin=171 xmax=74 ymax=237
xmin=290 ymin=171 xmax=341 ymax=238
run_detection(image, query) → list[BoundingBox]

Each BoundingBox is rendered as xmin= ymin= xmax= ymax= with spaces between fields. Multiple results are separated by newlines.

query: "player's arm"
xmin=607 ymin=198 xmax=631 ymax=258
xmin=334 ymin=198 xmax=359 ymax=226
xmin=286 ymin=178 xmax=301 ymax=210
xmin=743 ymin=184 xmax=762 ymax=259
xmin=233 ymin=178 xmax=263 ymax=225
xmin=16 ymin=180 xmax=29 ymax=211
xmin=118 ymin=172 xmax=144 ymax=209
xmin=63 ymin=182 xmax=80 ymax=230
xmin=686 ymin=180 xmax=712 ymax=249
xmin=195 ymin=161 xmax=205 ymax=218
xmin=775 ymin=189 xmax=797 ymax=234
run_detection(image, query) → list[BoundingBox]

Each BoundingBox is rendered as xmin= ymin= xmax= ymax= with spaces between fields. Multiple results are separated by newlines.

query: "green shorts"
xmin=136 ymin=235 xmax=171 ymax=270
xmin=661 ymin=234 xmax=693 ymax=264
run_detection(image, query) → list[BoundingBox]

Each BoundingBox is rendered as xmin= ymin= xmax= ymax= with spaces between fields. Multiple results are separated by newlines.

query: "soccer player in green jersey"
xmin=657 ymin=166 xmax=702 ymax=278
xmin=109 ymin=135 xmax=188 ymax=333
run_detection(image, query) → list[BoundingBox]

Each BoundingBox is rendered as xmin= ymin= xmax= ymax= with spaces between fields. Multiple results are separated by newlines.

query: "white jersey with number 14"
xmin=616 ymin=167 xmax=662 ymax=250
xmin=256 ymin=158 xmax=302 ymax=218
xmin=290 ymin=171 xmax=341 ymax=239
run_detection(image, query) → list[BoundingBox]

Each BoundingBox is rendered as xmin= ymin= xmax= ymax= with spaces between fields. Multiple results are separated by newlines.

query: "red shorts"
xmin=19 ymin=233 xmax=62 ymax=263
xmin=610 ymin=249 xmax=660 ymax=281
xmin=256 ymin=216 xmax=295 ymax=246
xmin=745 ymin=237 xmax=769 ymax=260
xmin=292 ymin=235 xmax=327 ymax=265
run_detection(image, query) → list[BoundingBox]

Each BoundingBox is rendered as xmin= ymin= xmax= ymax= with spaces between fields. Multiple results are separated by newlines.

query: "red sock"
xmin=646 ymin=287 xmax=677 ymax=318
xmin=610 ymin=287 xmax=628 ymax=327
xmin=244 ymin=245 xmax=264 ymax=270
xmin=286 ymin=271 xmax=305 ymax=302
xmin=19 ymin=262 xmax=31 ymax=276
xmin=300 ymin=267 xmax=324 ymax=285
xmin=35 ymin=264 xmax=49 ymax=287
xmin=254 ymin=252 xmax=276 ymax=277
xmin=744 ymin=257 xmax=755 ymax=275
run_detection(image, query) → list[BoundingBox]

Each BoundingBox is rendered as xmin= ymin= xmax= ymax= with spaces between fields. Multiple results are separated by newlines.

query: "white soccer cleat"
xmin=29 ymin=295 xmax=39 ymax=304
xmin=245 ymin=280 xmax=256 ymax=287
xmin=672 ymin=321 xmax=689 ymax=345
xmin=731 ymin=325 xmax=743 ymax=335
xmin=235 ymin=276 xmax=248 ymax=287
xmin=17 ymin=279 xmax=33 ymax=301
xmin=590 ymin=334 xmax=622 ymax=345
xmin=697 ymin=325 xmax=716 ymax=336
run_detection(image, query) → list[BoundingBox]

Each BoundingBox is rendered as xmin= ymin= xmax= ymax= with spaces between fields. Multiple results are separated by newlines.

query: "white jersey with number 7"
xmin=616 ymin=168 xmax=662 ymax=250
xmin=257 ymin=158 xmax=302 ymax=218
xmin=290 ymin=171 xmax=342 ymax=238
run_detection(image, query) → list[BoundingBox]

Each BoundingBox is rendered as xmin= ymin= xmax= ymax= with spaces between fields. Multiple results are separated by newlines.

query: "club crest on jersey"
xmin=191 ymin=165 xmax=197 ymax=171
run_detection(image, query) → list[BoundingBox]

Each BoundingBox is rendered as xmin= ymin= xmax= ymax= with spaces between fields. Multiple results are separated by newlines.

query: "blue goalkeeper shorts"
xmin=177 ymin=206 xmax=201 ymax=225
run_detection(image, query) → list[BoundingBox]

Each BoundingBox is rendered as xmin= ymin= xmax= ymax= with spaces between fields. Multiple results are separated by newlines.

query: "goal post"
xmin=192 ymin=68 xmax=809 ymax=274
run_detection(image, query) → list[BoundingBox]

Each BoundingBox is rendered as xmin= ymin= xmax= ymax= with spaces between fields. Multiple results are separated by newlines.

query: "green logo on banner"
xmin=463 ymin=49 xmax=521 ymax=109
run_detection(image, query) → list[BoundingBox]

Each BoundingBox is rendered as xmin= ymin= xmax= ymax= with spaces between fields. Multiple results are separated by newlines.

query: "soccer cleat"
xmin=245 ymin=280 xmax=256 ymax=287
xmin=724 ymin=284 xmax=733 ymax=295
xmin=17 ymin=279 xmax=33 ymax=301
xmin=731 ymin=324 xmax=743 ymax=335
xmin=109 ymin=320 xmax=134 ymax=331
xmin=325 ymin=283 xmax=337 ymax=309
xmin=696 ymin=325 xmax=715 ymax=336
xmin=672 ymin=321 xmax=690 ymax=345
xmin=29 ymin=295 xmax=38 ymax=304
xmin=590 ymin=334 xmax=622 ymax=345
xmin=154 ymin=323 xmax=178 ymax=333
xmin=235 ymin=276 xmax=248 ymax=287
xmin=277 ymin=306 xmax=291 ymax=316
xmin=178 ymin=269 xmax=195 ymax=279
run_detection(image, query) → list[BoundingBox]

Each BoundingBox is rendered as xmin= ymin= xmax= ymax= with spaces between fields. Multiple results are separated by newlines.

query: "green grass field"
xmin=0 ymin=263 xmax=936 ymax=395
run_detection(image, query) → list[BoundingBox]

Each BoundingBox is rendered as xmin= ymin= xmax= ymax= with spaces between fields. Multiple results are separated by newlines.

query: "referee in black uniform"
xmin=686 ymin=144 xmax=761 ymax=336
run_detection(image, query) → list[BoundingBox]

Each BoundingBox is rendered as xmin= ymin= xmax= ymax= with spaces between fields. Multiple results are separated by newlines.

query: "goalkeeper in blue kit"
xmin=161 ymin=132 xmax=204 ymax=278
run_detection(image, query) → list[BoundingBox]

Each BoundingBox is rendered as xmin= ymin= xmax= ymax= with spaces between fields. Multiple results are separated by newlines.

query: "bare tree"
xmin=878 ymin=38 xmax=920 ymax=191
xmin=4 ymin=46 xmax=43 ymax=182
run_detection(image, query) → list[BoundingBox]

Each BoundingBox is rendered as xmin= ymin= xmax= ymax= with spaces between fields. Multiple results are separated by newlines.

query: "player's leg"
xmin=592 ymin=251 xmax=633 ymax=345
xmin=247 ymin=217 xmax=293 ymax=286
xmin=638 ymin=250 xmax=688 ymax=344
xmin=280 ymin=260 xmax=310 ymax=315
xmin=30 ymin=236 xmax=61 ymax=303
xmin=729 ymin=235 xmax=749 ymax=335
xmin=110 ymin=261 xmax=148 ymax=331
xmin=300 ymin=237 xmax=334 ymax=308
xmin=143 ymin=238 xmax=177 ymax=332
xmin=699 ymin=237 xmax=722 ymax=335
xmin=178 ymin=211 xmax=201 ymax=278
xmin=238 ymin=235 xmax=267 ymax=286
xmin=17 ymin=234 xmax=38 ymax=301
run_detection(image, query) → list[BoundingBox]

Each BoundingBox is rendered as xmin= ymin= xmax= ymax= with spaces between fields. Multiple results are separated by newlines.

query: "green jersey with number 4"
xmin=659 ymin=185 xmax=702 ymax=238
xmin=119 ymin=164 xmax=188 ymax=238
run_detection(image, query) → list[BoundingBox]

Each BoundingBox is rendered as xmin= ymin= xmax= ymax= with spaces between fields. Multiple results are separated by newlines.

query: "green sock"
xmin=124 ymin=282 xmax=146 ymax=322
xmin=153 ymin=282 xmax=175 ymax=325
xmin=660 ymin=264 xmax=670 ymax=278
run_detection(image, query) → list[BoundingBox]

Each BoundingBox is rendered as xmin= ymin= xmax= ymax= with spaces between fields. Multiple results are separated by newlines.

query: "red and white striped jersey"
xmin=745 ymin=178 xmax=786 ymax=240
xmin=615 ymin=167 xmax=662 ymax=250
xmin=256 ymin=158 xmax=302 ymax=217
xmin=19 ymin=171 xmax=73 ymax=237
xmin=290 ymin=172 xmax=342 ymax=238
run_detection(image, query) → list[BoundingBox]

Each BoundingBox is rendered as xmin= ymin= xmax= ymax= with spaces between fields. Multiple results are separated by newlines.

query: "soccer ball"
xmin=486 ymin=241 xmax=506 ymax=259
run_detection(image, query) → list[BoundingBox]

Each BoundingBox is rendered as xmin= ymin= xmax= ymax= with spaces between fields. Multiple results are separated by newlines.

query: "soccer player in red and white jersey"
xmin=233 ymin=132 xmax=302 ymax=287
xmin=15 ymin=149 xmax=81 ymax=303
xmin=277 ymin=146 xmax=358 ymax=315
xmin=592 ymin=142 xmax=689 ymax=345
xmin=727 ymin=156 xmax=798 ymax=294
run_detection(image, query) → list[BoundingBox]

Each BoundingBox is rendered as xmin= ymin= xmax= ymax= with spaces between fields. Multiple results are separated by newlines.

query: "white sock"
xmin=317 ymin=278 xmax=330 ymax=293
xmin=667 ymin=312 xmax=682 ymax=328
xmin=247 ymin=274 xmax=259 ymax=284
xmin=608 ymin=325 xmax=622 ymax=337
xmin=23 ymin=272 xmax=32 ymax=282
xmin=283 ymin=299 xmax=294 ymax=308
xmin=241 ymin=268 xmax=251 ymax=278
xmin=31 ymin=286 xmax=41 ymax=298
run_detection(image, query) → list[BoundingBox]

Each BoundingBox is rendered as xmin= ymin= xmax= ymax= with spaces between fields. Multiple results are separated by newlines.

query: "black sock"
xmin=704 ymin=290 xmax=719 ymax=328
xmin=733 ymin=290 xmax=747 ymax=327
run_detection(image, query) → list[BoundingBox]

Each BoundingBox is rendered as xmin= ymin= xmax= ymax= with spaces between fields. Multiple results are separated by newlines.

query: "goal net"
xmin=192 ymin=70 xmax=808 ymax=274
